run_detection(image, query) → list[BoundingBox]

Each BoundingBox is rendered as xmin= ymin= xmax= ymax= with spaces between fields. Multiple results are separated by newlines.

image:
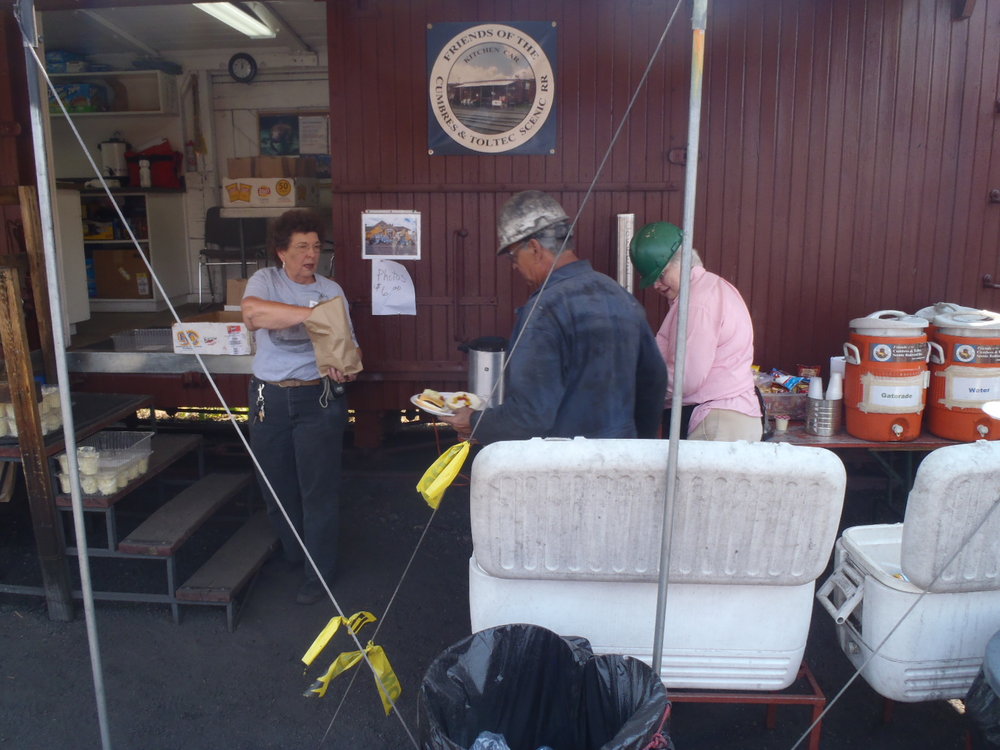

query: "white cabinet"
xmin=53 ymin=187 xmax=90 ymax=328
xmin=82 ymin=191 xmax=188 ymax=312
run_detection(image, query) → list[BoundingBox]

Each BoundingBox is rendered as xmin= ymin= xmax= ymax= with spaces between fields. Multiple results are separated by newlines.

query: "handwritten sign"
xmin=371 ymin=259 xmax=416 ymax=316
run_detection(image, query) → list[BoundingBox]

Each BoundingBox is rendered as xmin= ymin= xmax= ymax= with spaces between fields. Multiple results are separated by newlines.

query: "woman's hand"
xmin=327 ymin=367 xmax=357 ymax=383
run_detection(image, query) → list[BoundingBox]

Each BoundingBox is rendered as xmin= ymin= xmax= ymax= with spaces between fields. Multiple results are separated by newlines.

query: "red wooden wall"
xmin=326 ymin=0 xmax=1000 ymax=415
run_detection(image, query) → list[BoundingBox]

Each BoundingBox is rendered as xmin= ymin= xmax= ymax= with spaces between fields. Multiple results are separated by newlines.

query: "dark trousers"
xmin=248 ymin=377 xmax=347 ymax=582
xmin=662 ymin=404 xmax=698 ymax=439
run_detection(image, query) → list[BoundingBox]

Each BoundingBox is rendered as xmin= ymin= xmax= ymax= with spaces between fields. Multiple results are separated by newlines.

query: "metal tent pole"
xmin=651 ymin=0 xmax=708 ymax=678
xmin=18 ymin=2 xmax=114 ymax=747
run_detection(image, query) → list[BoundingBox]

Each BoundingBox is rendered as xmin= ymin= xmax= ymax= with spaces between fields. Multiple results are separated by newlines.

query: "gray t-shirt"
xmin=243 ymin=267 xmax=355 ymax=381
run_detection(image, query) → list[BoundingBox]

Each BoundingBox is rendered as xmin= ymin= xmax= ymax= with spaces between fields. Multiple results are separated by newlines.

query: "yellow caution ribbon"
xmin=416 ymin=440 xmax=470 ymax=509
xmin=304 ymin=642 xmax=402 ymax=715
xmin=301 ymin=611 xmax=376 ymax=668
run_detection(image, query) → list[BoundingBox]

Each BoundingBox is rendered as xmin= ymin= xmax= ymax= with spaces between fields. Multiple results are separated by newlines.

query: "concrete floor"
xmin=0 ymin=423 xmax=993 ymax=749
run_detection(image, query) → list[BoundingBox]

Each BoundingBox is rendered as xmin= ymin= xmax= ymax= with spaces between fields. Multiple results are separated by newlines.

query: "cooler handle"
xmin=816 ymin=560 xmax=865 ymax=625
xmin=843 ymin=342 xmax=861 ymax=365
xmin=866 ymin=309 xmax=910 ymax=321
xmin=928 ymin=341 xmax=945 ymax=364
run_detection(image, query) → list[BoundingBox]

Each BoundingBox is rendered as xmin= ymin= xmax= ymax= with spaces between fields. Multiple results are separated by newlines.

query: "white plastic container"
xmin=823 ymin=525 xmax=1000 ymax=702
xmin=817 ymin=441 xmax=1000 ymax=702
xmin=469 ymin=437 xmax=847 ymax=690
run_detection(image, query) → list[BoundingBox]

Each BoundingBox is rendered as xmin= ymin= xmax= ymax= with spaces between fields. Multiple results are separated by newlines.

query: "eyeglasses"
xmin=501 ymin=239 xmax=528 ymax=263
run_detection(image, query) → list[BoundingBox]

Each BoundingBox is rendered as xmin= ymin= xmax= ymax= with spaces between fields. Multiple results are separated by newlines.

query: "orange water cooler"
xmin=926 ymin=310 xmax=1000 ymax=441
xmin=843 ymin=310 xmax=930 ymax=441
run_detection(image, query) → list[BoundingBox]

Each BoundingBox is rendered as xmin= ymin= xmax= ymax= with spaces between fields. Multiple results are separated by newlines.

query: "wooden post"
xmin=17 ymin=185 xmax=58 ymax=385
xmin=0 ymin=266 xmax=73 ymax=621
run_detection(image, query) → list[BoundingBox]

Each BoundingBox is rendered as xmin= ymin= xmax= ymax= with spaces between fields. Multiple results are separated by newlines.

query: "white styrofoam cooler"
xmin=469 ymin=437 xmax=847 ymax=690
xmin=817 ymin=441 xmax=1000 ymax=702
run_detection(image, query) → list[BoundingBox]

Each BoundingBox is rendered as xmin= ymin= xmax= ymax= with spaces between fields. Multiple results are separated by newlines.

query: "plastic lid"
xmin=914 ymin=302 xmax=979 ymax=322
xmin=849 ymin=310 xmax=929 ymax=331
xmin=932 ymin=310 xmax=1000 ymax=332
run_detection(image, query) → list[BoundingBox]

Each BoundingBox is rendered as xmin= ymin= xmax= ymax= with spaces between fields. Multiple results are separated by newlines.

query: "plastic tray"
xmin=56 ymin=430 xmax=153 ymax=475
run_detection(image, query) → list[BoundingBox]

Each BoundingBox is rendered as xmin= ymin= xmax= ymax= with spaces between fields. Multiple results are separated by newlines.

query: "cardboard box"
xmin=221 ymin=176 xmax=318 ymax=208
xmin=92 ymin=249 xmax=152 ymax=299
xmin=49 ymin=82 xmax=108 ymax=113
xmin=172 ymin=312 xmax=253 ymax=355
xmin=226 ymin=157 xmax=254 ymax=178
xmin=225 ymin=156 xmax=317 ymax=178
xmin=254 ymin=156 xmax=291 ymax=177
xmin=225 ymin=278 xmax=249 ymax=312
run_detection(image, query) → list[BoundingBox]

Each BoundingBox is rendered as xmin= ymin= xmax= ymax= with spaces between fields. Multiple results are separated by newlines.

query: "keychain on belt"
xmin=255 ymin=381 xmax=266 ymax=422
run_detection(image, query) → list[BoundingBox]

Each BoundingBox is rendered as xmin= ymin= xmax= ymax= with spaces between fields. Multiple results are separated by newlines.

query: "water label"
xmin=948 ymin=376 xmax=999 ymax=402
xmin=952 ymin=343 xmax=1000 ymax=364
xmin=868 ymin=341 xmax=927 ymax=362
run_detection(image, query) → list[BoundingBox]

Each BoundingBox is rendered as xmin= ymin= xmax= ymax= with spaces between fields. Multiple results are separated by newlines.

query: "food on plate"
xmin=445 ymin=391 xmax=483 ymax=411
xmin=415 ymin=388 xmax=447 ymax=410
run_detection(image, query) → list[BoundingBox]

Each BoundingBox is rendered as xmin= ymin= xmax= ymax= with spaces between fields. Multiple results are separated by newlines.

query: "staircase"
xmin=56 ymin=432 xmax=276 ymax=630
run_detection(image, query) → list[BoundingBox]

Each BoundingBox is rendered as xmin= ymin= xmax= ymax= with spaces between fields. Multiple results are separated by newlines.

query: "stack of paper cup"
xmin=808 ymin=376 xmax=824 ymax=400
xmin=826 ymin=372 xmax=843 ymax=401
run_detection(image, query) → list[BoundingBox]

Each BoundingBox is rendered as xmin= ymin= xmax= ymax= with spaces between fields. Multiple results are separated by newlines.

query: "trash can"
xmin=418 ymin=623 xmax=672 ymax=750
xmin=966 ymin=628 xmax=1000 ymax=746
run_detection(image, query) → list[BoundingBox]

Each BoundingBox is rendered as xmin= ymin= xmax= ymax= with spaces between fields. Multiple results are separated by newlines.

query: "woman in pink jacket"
xmin=630 ymin=222 xmax=762 ymax=441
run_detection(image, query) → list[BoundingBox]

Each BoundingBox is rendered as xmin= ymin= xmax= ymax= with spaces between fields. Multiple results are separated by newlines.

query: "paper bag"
xmin=304 ymin=296 xmax=363 ymax=376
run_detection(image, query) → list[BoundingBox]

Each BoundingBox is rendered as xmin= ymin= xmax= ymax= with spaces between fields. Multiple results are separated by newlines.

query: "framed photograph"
xmin=362 ymin=210 xmax=421 ymax=260
xmin=259 ymin=113 xmax=301 ymax=156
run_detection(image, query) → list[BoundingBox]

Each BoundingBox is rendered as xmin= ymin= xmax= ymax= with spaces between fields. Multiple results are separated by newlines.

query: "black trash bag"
xmin=418 ymin=624 xmax=672 ymax=750
xmin=965 ymin=628 xmax=1000 ymax=746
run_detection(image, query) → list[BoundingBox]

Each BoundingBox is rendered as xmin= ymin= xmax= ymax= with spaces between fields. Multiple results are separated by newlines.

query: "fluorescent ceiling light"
xmin=194 ymin=2 xmax=276 ymax=39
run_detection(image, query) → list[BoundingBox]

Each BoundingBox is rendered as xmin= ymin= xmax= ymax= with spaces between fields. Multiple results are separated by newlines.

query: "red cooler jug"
xmin=843 ymin=310 xmax=929 ymax=441
xmin=927 ymin=310 xmax=1000 ymax=441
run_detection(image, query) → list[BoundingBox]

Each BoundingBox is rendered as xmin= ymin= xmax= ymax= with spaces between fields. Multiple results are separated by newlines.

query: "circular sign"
xmin=955 ymin=344 xmax=977 ymax=363
xmin=429 ymin=23 xmax=555 ymax=154
xmin=872 ymin=344 xmax=893 ymax=362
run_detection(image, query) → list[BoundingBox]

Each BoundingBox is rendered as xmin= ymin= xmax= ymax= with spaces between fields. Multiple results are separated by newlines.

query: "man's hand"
xmin=439 ymin=406 xmax=474 ymax=441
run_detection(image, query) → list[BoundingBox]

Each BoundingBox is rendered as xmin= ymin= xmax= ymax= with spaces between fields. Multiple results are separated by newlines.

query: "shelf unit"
xmin=48 ymin=70 xmax=178 ymax=116
xmin=82 ymin=191 xmax=188 ymax=312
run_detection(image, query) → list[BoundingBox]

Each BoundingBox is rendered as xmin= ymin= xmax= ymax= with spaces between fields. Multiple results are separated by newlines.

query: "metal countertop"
xmin=66 ymin=349 xmax=254 ymax=375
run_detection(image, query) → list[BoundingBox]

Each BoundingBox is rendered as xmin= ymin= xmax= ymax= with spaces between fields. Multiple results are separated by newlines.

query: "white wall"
xmin=47 ymin=47 xmax=329 ymax=308
xmin=183 ymin=59 xmax=330 ymax=303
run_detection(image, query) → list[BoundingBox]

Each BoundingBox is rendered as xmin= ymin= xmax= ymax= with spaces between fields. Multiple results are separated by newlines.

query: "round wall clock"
xmin=228 ymin=53 xmax=258 ymax=83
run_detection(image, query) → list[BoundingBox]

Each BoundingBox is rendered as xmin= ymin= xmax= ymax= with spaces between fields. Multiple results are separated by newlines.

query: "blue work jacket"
xmin=473 ymin=260 xmax=667 ymax=443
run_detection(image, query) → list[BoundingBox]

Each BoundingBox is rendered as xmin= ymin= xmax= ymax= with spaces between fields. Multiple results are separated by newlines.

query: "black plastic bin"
xmin=418 ymin=624 xmax=672 ymax=750
xmin=966 ymin=628 xmax=1000 ymax=746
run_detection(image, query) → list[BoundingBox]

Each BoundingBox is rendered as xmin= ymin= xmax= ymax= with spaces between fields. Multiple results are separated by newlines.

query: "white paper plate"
xmin=410 ymin=391 xmax=483 ymax=417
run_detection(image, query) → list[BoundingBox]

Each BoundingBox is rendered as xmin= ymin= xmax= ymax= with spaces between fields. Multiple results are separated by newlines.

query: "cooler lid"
xmin=849 ymin=310 xmax=929 ymax=332
xmin=914 ymin=301 xmax=978 ymax=322
xmin=933 ymin=309 xmax=1000 ymax=334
